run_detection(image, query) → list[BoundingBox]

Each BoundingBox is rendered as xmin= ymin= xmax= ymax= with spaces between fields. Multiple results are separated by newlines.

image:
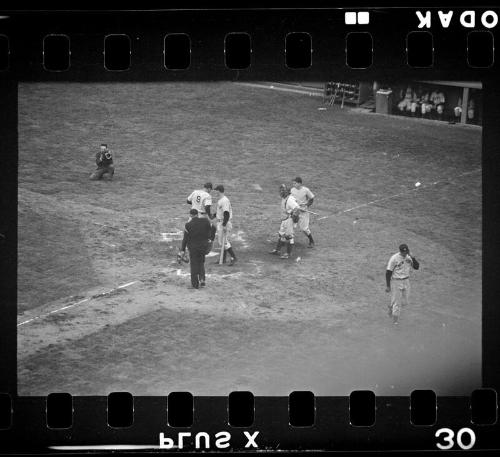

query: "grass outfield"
xmin=17 ymin=82 xmax=482 ymax=395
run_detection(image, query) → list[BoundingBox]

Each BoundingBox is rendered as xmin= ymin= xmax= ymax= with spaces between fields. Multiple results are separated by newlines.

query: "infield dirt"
xmin=17 ymin=82 xmax=481 ymax=395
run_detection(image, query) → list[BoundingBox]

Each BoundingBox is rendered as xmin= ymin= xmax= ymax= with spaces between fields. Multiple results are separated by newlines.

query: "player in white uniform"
xmin=385 ymin=243 xmax=420 ymax=325
xmin=290 ymin=176 xmax=315 ymax=248
xmin=397 ymin=87 xmax=414 ymax=112
xmin=420 ymin=91 xmax=432 ymax=117
xmin=187 ymin=182 xmax=213 ymax=218
xmin=270 ymin=184 xmax=300 ymax=259
xmin=454 ymin=97 xmax=476 ymax=123
xmin=213 ymin=184 xmax=237 ymax=266
xmin=430 ymin=89 xmax=446 ymax=120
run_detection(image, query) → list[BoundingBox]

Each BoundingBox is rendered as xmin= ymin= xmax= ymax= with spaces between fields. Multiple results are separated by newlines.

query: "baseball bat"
xmin=219 ymin=232 xmax=226 ymax=265
xmin=300 ymin=208 xmax=319 ymax=216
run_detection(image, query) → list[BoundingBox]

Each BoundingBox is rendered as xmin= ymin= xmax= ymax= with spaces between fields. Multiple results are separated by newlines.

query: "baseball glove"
xmin=177 ymin=250 xmax=189 ymax=264
xmin=291 ymin=209 xmax=300 ymax=223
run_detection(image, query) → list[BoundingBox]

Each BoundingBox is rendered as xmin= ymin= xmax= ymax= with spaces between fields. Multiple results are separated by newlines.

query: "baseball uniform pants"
xmin=297 ymin=211 xmax=311 ymax=235
xmin=217 ymin=220 xmax=232 ymax=249
xmin=390 ymin=278 xmax=410 ymax=317
xmin=279 ymin=217 xmax=295 ymax=244
xmin=398 ymin=99 xmax=412 ymax=111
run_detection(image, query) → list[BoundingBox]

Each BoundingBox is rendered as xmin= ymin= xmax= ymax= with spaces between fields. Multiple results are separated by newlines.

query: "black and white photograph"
xmin=17 ymin=80 xmax=482 ymax=396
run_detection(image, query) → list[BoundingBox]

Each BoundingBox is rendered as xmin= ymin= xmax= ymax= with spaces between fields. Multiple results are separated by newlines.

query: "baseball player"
xmin=90 ymin=143 xmax=115 ymax=180
xmin=467 ymin=97 xmax=475 ymax=121
xmin=187 ymin=182 xmax=213 ymax=218
xmin=270 ymin=184 xmax=300 ymax=259
xmin=397 ymin=87 xmax=414 ymax=113
xmin=290 ymin=176 xmax=315 ymax=248
xmin=409 ymin=86 xmax=424 ymax=116
xmin=178 ymin=209 xmax=214 ymax=289
xmin=385 ymin=243 xmax=420 ymax=325
xmin=420 ymin=91 xmax=432 ymax=117
xmin=430 ymin=89 xmax=446 ymax=120
xmin=213 ymin=184 xmax=237 ymax=266
xmin=454 ymin=97 xmax=475 ymax=123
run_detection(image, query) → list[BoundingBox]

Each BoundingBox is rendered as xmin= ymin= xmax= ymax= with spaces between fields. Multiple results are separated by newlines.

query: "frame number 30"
xmin=435 ymin=428 xmax=476 ymax=450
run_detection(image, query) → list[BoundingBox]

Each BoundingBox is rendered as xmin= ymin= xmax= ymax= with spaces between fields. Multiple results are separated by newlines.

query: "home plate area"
xmin=162 ymin=228 xmax=258 ymax=282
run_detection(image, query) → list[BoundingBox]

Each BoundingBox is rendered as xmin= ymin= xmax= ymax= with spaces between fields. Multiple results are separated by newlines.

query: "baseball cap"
xmin=293 ymin=177 xmax=302 ymax=183
xmin=204 ymin=182 xmax=213 ymax=190
xmin=399 ymin=243 xmax=409 ymax=253
xmin=190 ymin=209 xmax=198 ymax=216
xmin=214 ymin=185 xmax=225 ymax=192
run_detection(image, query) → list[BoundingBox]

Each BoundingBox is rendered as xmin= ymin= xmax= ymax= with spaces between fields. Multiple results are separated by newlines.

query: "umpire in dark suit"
xmin=179 ymin=209 xmax=214 ymax=289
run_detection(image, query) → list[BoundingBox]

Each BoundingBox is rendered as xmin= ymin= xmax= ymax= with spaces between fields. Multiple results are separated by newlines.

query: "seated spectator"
xmin=420 ymin=91 xmax=432 ymax=117
xmin=468 ymin=98 xmax=475 ymax=121
xmin=430 ymin=88 xmax=446 ymax=120
xmin=454 ymin=100 xmax=462 ymax=120
xmin=454 ymin=97 xmax=475 ymax=123
xmin=408 ymin=86 xmax=424 ymax=116
xmin=397 ymin=86 xmax=414 ymax=114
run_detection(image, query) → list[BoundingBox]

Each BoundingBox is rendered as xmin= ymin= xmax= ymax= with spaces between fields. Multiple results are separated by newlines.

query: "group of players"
xmin=89 ymin=144 xmax=419 ymax=324
xmin=177 ymin=177 xmax=316 ymax=288
xmin=397 ymin=86 xmax=446 ymax=120
xmin=270 ymin=177 xmax=316 ymax=259
xmin=180 ymin=177 xmax=420 ymax=325
xmin=177 ymin=183 xmax=235 ymax=289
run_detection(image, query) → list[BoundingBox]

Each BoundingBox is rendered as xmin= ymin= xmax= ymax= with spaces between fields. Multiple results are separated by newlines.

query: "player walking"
xmin=187 ymin=182 xmax=213 ymax=218
xmin=385 ymin=243 xmax=420 ymax=325
xmin=213 ymin=185 xmax=237 ymax=266
xmin=90 ymin=143 xmax=115 ymax=180
xmin=290 ymin=176 xmax=316 ymax=248
xmin=270 ymin=184 xmax=300 ymax=259
xmin=178 ymin=209 xmax=214 ymax=289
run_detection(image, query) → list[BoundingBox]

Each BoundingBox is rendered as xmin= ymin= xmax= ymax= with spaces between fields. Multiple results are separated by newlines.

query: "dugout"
xmin=390 ymin=81 xmax=482 ymax=125
xmin=418 ymin=81 xmax=482 ymax=125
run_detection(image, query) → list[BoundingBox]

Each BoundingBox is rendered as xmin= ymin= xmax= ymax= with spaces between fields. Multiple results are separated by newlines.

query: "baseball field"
xmin=17 ymin=82 xmax=482 ymax=396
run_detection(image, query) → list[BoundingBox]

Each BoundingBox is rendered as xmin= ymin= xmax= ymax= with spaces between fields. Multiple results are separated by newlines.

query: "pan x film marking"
xmin=159 ymin=431 xmax=259 ymax=450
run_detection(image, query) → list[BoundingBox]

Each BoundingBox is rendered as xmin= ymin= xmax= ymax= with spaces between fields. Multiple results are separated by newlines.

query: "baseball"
xmin=415 ymin=182 xmax=421 ymax=187
xmin=296 ymin=256 xmax=301 ymax=262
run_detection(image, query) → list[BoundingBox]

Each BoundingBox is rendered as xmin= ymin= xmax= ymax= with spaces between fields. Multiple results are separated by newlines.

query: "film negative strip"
xmin=0 ymin=4 xmax=499 ymax=454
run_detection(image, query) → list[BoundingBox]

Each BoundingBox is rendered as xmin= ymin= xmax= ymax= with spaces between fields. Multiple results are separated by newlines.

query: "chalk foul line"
xmin=17 ymin=281 xmax=139 ymax=327
xmin=316 ymin=168 xmax=481 ymax=222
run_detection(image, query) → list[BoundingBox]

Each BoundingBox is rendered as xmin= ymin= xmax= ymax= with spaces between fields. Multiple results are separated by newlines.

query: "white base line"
xmin=17 ymin=281 xmax=139 ymax=327
xmin=117 ymin=280 xmax=138 ymax=289
xmin=316 ymin=168 xmax=481 ymax=222
xmin=19 ymin=170 xmax=480 ymax=325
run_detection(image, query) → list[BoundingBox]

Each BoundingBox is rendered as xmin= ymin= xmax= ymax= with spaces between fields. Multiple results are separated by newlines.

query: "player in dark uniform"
xmin=90 ymin=143 xmax=115 ymax=180
xmin=178 ymin=209 xmax=215 ymax=289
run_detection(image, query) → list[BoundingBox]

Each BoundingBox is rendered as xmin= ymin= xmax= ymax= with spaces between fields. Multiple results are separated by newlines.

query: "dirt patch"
xmin=17 ymin=82 xmax=482 ymax=395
